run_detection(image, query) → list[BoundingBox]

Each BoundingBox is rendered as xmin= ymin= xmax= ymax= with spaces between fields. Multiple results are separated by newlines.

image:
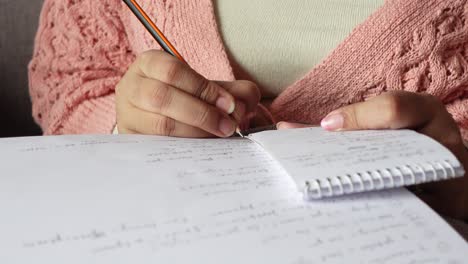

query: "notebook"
xmin=0 ymin=129 xmax=466 ymax=263
xmin=248 ymin=128 xmax=465 ymax=199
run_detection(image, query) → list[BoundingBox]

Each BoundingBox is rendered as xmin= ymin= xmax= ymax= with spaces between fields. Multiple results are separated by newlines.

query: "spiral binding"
xmin=304 ymin=160 xmax=459 ymax=200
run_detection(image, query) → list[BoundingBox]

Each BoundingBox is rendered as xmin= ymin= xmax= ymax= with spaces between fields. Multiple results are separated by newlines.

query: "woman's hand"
xmin=116 ymin=50 xmax=261 ymax=137
xmin=278 ymin=91 xmax=468 ymax=220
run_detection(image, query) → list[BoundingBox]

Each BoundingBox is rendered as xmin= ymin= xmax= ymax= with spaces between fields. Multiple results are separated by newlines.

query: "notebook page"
xmin=248 ymin=127 xmax=464 ymax=194
xmin=0 ymin=135 xmax=466 ymax=263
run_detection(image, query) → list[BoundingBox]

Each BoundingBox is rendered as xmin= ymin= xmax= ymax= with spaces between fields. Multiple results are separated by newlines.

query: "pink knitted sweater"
xmin=29 ymin=0 xmax=468 ymax=140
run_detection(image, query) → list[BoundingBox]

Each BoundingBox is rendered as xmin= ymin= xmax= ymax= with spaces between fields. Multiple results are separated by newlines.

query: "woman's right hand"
xmin=116 ymin=50 xmax=261 ymax=137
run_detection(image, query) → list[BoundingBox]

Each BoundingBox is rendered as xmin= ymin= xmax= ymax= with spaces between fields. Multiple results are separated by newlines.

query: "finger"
xmin=321 ymin=91 xmax=436 ymax=131
xmin=127 ymin=77 xmax=236 ymax=137
xmin=118 ymin=102 xmax=214 ymax=138
xmin=216 ymin=80 xmax=262 ymax=114
xmin=133 ymin=50 xmax=236 ymax=114
xmin=250 ymin=103 xmax=276 ymax=128
xmin=231 ymin=100 xmax=247 ymax=124
xmin=418 ymin=109 xmax=467 ymax=156
xmin=414 ymin=176 xmax=468 ymax=220
xmin=277 ymin=122 xmax=312 ymax=130
xmin=117 ymin=127 xmax=138 ymax=134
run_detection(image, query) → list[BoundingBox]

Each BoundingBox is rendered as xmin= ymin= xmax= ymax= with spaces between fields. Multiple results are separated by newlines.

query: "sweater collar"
xmin=163 ymin=0 xmax=236 ymax=81
xmin=141 ymin=0 xmax=460 ymax=107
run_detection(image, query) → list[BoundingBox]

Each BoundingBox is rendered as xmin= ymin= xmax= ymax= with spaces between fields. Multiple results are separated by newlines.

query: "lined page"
xmin=249 ymin=127 xmax=464 ymax=195
xmin=0 ymin=135 xmax=466 ymax=263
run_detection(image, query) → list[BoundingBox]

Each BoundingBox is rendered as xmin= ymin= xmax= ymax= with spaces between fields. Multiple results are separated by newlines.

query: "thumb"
xmin=320 ymin=92 xmax=434 ymax=131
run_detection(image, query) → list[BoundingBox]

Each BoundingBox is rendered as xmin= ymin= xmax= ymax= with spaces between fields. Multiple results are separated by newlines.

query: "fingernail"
xmin=216 ymin=96 xmax=236 ymax=114
xmin=321 ymin=114 xmax=344 ymax=131
xmin=219 ymin=118 xmax=235 ymax=136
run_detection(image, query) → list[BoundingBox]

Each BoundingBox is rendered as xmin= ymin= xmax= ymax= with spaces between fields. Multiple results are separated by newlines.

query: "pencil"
xmin=122 ymin=0 xmax=243 ymax=137
xmin=121 ymin=0 xmax=186 ymax=63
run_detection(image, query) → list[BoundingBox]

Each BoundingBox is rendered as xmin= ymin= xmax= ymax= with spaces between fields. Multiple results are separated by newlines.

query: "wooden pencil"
xmin=121 ymin=0 xmax=186 ymax=63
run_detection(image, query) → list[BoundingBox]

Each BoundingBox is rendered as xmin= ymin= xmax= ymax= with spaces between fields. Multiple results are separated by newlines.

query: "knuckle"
xmin=343 ymin=106 xmax=361 ymax=128
xmin=139 ymin=49 xmax=164 ymax=60
xmin=150 ymin=83 xmax=173 ymax=112
xmin=196 ymin=79 xmax=218 ymax=102
xmin=162 ymin=59 xmax=184 ymax=84
xmin=382 ymin=93 xmax=406 ymax=123
xmin=194 ymin=107 xmax=213 ymax=128
xmin=351 ymin=107 xmax=361 ymax=128
xmin=152 ymin=116 xmax=176 ymax=136
xmin=138 ymin=50 xmax=159 ymax=68
xmin=240 ymin=80 xmax=261 ymax=102
xmin=138 ymin=50 xmax=153 ymax=61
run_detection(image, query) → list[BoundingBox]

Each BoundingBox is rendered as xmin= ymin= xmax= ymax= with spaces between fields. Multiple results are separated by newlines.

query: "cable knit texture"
xmin=30 ymin=0 xmax=468 ymax=140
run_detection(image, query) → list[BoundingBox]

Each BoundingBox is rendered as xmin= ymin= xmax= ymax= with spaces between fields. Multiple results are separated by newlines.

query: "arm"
xmin=29 ymin=0 xmax=135 ymax=134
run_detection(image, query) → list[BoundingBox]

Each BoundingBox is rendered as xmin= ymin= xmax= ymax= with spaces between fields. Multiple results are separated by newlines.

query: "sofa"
xmin=0 ymin=0 xmax=43 ymax=137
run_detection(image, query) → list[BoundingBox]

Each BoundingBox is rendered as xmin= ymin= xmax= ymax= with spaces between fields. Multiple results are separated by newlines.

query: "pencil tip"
xmin=236 ymin=127 xmax=244 ymax=138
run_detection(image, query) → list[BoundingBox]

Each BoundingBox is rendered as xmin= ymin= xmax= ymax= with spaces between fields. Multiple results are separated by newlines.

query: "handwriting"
xmin=249 ymin=127 xmax=458 ymax=186
xmin=17 ymin=190 xmax=462 ymax=263
xmin=0 ymin=134 xmax=465 ymax=263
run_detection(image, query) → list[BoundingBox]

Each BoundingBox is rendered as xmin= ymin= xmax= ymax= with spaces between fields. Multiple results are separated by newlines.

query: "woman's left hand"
xmin=277 ymin=91 xmax=468 ymax=220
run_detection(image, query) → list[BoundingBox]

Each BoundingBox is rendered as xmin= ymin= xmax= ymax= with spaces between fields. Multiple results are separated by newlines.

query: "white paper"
xmin=249 ymin=127 xmax=464 ymax=195
xmin=0 ymin=135 xmax=466 ymax=263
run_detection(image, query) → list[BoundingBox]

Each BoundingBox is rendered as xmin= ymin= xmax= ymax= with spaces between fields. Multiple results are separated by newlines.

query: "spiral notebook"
xmin=248 ymin=127 xmax=465 ymax=199
xmin=0 ymin=132 xmax=467 ymax=263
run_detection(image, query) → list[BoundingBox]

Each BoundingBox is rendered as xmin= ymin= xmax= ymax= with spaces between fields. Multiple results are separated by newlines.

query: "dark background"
xmin=0 ymin=0 xmax=44 ymax=137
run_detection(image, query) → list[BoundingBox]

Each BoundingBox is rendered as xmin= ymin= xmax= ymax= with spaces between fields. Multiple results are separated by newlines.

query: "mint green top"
xmin=215 ymin=0 xmax=385 ymax=97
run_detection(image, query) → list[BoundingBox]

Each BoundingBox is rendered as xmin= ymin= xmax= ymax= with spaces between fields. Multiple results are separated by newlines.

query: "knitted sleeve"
xmin=29 ymin=0 xmax=135 ymax=135
xmin=271 ymin=0 xmax=468 ymax=141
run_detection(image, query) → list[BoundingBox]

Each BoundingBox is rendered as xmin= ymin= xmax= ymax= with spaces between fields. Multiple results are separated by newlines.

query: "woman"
xmin=29 ymin=0 xmax=468 ymax=219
